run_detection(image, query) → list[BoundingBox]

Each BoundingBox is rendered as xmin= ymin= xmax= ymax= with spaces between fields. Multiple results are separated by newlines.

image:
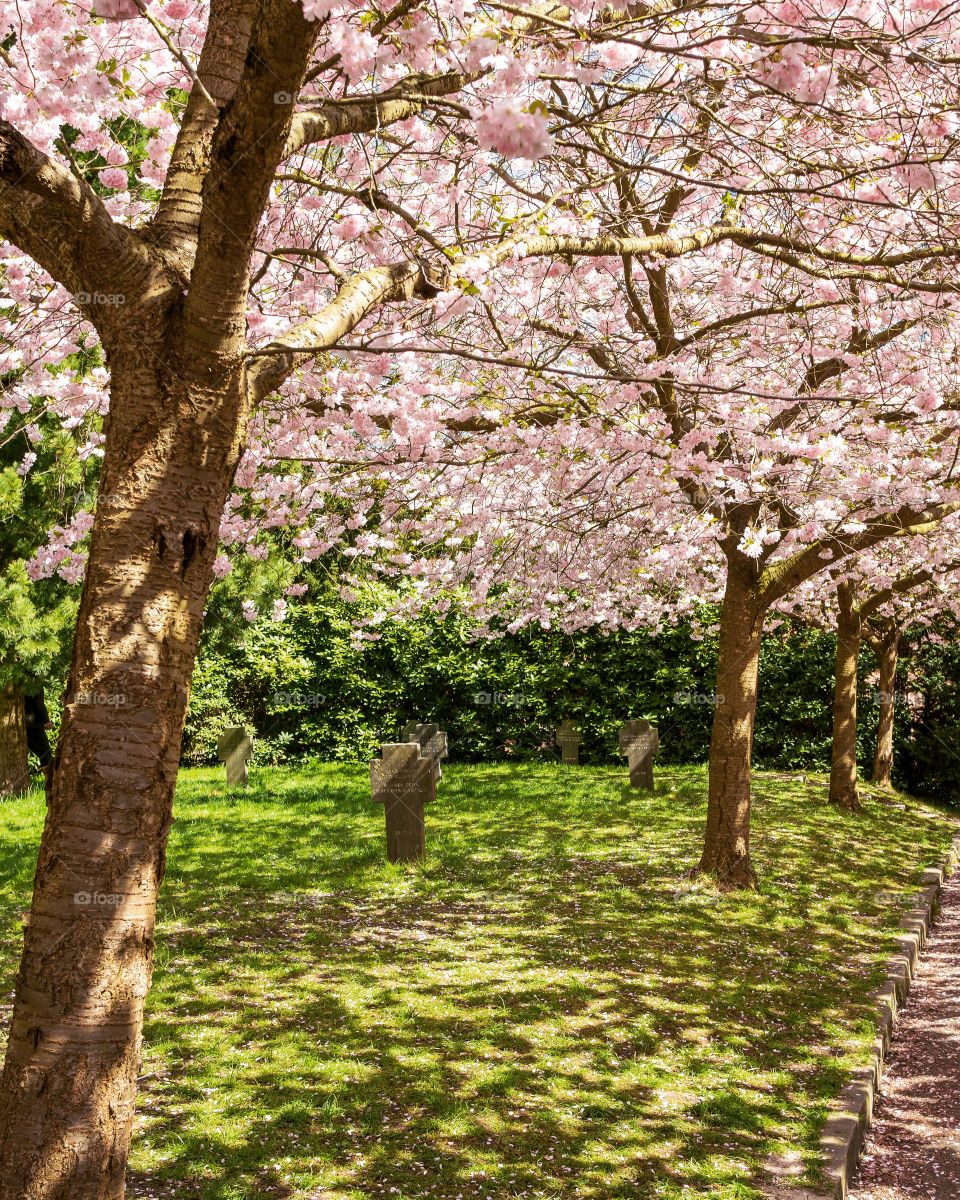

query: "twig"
xmin=131 ymin=0 xmax=217 ymax=111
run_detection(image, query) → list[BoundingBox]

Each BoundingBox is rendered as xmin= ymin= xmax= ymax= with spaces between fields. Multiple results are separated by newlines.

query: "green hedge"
xmin=899 ymin=633 xmax=960 ymax=802
xmin=184 ymin=584 xmax=872 ymax=776
xmin=184 ymin=574 xmax=960 ymax=803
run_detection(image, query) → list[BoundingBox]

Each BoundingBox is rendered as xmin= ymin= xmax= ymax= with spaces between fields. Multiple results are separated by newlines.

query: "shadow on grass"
xmin=70 ymin=763 xmax=953 ymax=1200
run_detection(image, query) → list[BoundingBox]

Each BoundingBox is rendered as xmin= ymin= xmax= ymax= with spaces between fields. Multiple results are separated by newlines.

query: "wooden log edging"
xmin=820 ymin=833 xmax=960 ymax=1198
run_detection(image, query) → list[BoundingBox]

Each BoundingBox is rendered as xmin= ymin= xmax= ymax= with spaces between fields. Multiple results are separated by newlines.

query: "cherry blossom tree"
xmin=786 ymin=529 xmax=960 ymax=807
xmin=829 ymin=564 xmax=960 ymax=810
xmin=279 ymin=273 xmax=960 ymax=887
xmin=0 ymin=1 xmax=593 ymax=1190
xmin=866 ymin=618 xmax=905 ymax=788
xmin=6 ymin=0 xmax=960 ymax=1192
xmin=864 ymin=616 xmax=911 ymax=789
xmin=215 ymin=4 xmax=960 ymax=889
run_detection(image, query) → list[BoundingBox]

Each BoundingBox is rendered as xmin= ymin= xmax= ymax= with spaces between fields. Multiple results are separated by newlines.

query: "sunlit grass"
xmin=0 ymin=763 xmax=955 ymax=1199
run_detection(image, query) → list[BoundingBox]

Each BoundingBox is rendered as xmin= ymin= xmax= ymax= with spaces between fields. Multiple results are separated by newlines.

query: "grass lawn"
xmin=0 ymin=763 xmax=956 ymax=1200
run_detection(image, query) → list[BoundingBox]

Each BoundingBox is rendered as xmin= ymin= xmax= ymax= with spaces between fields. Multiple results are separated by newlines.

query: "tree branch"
xmin=153 ymin=0 xmax=258 ymax=256
xmin=0 ymin=120 xmax=152 ymax=307
xmin=858 ymin=568 xmax=935 ymax=621
xmin=247 ymin=260 xmax=435 ymax=401
xmin=182 ymin=0 xmax=321 ymax=355
xmin=275 ymin=174 xmax=446 ymax=250
xmin=283 ymin=71 xmax=475 ymax=159
xmin=245 ymin=216 xmax=960 ymax=410
xmin=760 ymin=502 xmax=960 ymax=605
xmin=764 ymin=317 xmax=917 ymax=438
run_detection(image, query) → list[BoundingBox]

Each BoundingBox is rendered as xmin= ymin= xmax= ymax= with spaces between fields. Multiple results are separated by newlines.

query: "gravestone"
xmin=400 ymin=721 xmax=449 ymax=779
xmin=217 ymin=726 xmax=254 ymax=786
xmin=555 ymin=719 xmax=582 ymax=765
xmin=618 ymin=719 xmax=659 ymax=790
xmin=370 ymin=742 xmax=436 ymax=862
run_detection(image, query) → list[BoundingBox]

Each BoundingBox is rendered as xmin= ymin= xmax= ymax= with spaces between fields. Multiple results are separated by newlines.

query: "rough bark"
xmin=153 ymin=0 xmax=257 ymax=254
xmin=829 ymin=582 xmax=862 ymax=812
xmin=0 ymin=2 xmax=319 ymax=1193
xmin=0 ymin=683 xmax=29 ymax=797
xmin=871 ymin=629 xmax=901 ymax=789
xmin=698 ymin=563 xmax=764 ymax=889
xmin=0 ymin=325 xmax=247 ymax=1199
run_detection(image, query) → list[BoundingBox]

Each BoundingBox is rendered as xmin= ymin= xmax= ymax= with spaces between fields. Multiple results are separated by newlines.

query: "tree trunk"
xmin=698 ymin=564 xmax=764 ymax=889
xmin=829 ymin=584 xmax=862 ymax=812
xmin=0 ymin=330 xmax=247 ymax=1199
xmin=871 ymin=630 xmax=901 ymax=789
xmin=0 ymin=0 xmax=318 ymax=1187
xmin=0 ymin=683 xmax=29 ymax=797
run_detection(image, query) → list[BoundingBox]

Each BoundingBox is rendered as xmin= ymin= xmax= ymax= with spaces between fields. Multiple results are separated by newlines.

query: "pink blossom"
xmin=300 ymin=0 xmax=340 ymax=19
xmin=99 ymin=167 xmax=129 ymax=191
xmin=474 ymin=102 xmax=553 ymax=161
xmin=94 ymin=0 xmax=141 ymax=18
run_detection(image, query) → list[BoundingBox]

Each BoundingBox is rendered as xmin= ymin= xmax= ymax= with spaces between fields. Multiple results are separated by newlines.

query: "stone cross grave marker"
xmin=370 ymin=742 xmax=436 ymax=863
xmin=618 ymin=719 xmax=659 ymax=790
xmin=555 ymin=718 xmax=582 ymax=765
xmin=400 ymin=721 xmax=449 ymax=780
xmin=217 ymin=726 xmax=254 ymax=786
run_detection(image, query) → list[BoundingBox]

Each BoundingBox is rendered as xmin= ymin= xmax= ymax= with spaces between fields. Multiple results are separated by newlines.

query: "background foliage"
xmin=0 ymin=416 xmax=85 ymax=702
xmin=9 ymin=496 xmax=955 ymax=802
xmin=183 ymin=570 xmax=960 ymax=797
xmin=899 ymin=628 xmax=960 ymax=802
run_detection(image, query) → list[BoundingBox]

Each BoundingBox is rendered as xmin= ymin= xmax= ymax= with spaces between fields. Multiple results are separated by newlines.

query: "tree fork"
xmin=0 ymin=2 xmax=320 ymax=1192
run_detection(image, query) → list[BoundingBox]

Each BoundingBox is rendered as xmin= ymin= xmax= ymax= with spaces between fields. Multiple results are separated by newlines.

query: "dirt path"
xmin=849 ymin=870 xmax=960 ymax=1200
